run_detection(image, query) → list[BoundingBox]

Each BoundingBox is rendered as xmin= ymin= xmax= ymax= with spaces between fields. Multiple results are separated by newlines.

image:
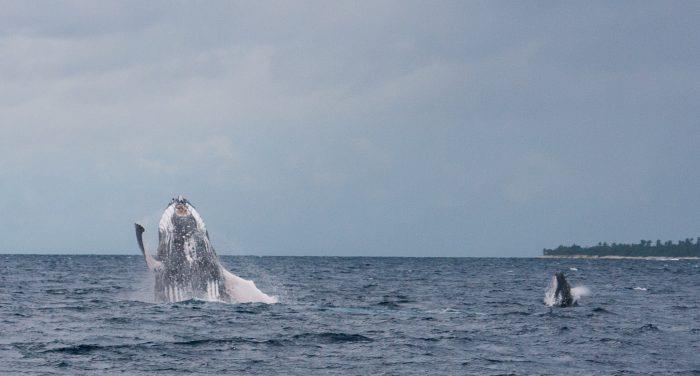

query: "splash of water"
xmin=543 ymin=275 xmax=558 ymax=306
xmin=571 ymin=286 xmax=590 ymax=302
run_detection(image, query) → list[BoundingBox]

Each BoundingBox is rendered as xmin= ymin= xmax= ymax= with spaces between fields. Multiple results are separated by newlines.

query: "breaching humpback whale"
xmin=135 ymin=196 xmax=276 ymax=304
xmin=544 ymin=272 xmax=576 ymax=307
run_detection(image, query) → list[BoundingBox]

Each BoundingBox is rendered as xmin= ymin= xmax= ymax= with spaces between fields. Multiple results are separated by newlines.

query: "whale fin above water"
xmin=134 ymin=223 xmax=163 ymax=271
xmin=219 ymin=266 xmax=277 ymax=304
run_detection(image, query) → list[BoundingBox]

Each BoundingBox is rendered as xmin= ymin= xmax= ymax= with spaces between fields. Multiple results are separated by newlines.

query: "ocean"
xmin=1 ymin=255 xmax=698 ymax=375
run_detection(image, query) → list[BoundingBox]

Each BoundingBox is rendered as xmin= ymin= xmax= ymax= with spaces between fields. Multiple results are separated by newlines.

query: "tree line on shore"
xmin=543 ymin=237 xmax=700 ymax=257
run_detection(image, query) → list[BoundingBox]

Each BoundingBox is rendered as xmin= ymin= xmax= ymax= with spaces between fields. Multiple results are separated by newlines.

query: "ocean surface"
xmin=0 ymin=255 xmax=698 ymax=375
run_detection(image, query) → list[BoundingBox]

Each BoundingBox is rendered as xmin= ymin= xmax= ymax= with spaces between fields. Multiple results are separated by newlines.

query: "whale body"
xmin=544 ymin=272 xmax=576 ymax=307
xmin=135 ymin=196 xmax=276 ymax=304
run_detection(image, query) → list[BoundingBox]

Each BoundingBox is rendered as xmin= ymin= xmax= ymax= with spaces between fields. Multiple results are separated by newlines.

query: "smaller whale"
xmin=544 ymin=272 xmax=576 ymax=307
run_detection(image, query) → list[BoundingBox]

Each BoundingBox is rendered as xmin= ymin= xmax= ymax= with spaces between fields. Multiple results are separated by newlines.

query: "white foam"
xmin=543 ymin=275 xmax=557 ymax=306
xmin=569 ymin=267 xmax=578 ymax=271
xmin=633 ymin=286 xmax=647 ymax=291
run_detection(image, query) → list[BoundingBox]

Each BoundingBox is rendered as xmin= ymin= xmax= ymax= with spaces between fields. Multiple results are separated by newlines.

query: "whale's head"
xmin=171 ymin=195 xmax=192 ymax=217
xmin=554 ymin=272 xmax=566 ymax=285
xmin=159 ymin=195 xmax=207 ymax=234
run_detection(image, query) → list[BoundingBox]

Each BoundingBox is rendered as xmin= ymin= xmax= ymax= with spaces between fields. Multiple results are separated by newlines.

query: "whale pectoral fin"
xmin=135 ymin=223 xmax=163 ymax=271
xmin=219 ymin=265 xmax=277 ymax=304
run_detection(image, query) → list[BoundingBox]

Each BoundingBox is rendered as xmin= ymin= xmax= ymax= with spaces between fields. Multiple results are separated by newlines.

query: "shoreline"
xmin=539 ymin=255 xmax=699 ymax=260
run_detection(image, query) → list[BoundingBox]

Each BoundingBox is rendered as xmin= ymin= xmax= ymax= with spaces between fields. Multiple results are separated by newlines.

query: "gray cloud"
xmin=0 ymin=1 xmax=698 ymax=255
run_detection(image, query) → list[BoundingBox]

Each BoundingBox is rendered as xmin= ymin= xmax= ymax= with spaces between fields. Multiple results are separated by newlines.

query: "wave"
xmin=291 ymin=332 xmax=373 ymax=344
xmin=672 ymin=305 xmax=694 ymax=310
xmin=44 ymin=343 xmax=126 ymax=355
xmin=376 ymin=301 xmax=401 ymax=309
xmin=478 ymin=356 xmax=533 ymax=364
xmin=591 ymin=307 xmax=615 ymax=315
xmin=42 ymin=336 xmax=278 ymax=354
xmin=634 ymin=324 xmax=660 ymax=333
xmin=497 ymin=310 xmax=531 ymax=317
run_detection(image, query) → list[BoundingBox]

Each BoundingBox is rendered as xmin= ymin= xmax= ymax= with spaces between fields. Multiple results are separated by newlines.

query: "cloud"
xmin=0 ymin=2 xmax=698 ymax=255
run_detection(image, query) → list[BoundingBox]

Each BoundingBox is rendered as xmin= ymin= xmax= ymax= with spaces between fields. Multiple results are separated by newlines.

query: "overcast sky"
xmin=1 ymin=1 xmax=698 ymax=256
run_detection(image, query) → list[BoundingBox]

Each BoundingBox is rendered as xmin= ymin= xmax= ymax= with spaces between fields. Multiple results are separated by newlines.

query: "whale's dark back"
xmin=554 ymin=272 xmax=574 ymax=307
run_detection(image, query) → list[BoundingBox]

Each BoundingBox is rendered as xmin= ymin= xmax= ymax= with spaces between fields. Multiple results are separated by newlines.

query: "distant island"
xmin=543 ymin=238 xmax=700 ymax=258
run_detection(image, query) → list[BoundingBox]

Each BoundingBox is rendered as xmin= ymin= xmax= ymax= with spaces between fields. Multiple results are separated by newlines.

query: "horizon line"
xmin=0 ymin=252 xmax=535 ymax=258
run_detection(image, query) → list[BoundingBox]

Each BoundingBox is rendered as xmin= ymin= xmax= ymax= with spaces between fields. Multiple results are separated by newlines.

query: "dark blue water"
xmin=1 ymin=255 xmax=698 ymax=375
